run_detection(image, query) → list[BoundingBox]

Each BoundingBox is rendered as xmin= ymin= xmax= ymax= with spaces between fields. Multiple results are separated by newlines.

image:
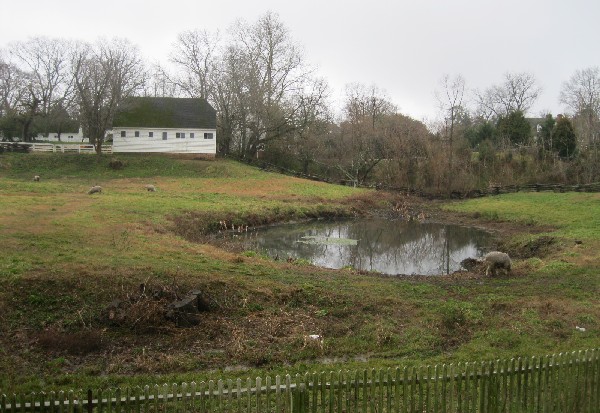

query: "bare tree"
xmin=210 ymin=45 xmax=246 ymax=155
xmin=0 ymin=59 xmax=25 ymax=112
xmin=436 ymin=74 xmax=466 ymax=191
xmin=144 ymin=63 xmax=180 ymax=98
xmin=559 ymin=67 xmax=600 ymax=146
xmin=222 ymin=12 xmax=327 ymax=159
xmin=8 ymin=37 xmax=75 ymax=141
xmin=333 ymin=83 xmax=397 ymax=185
xmin=0 ymin=57 xmax=29 ymax=140
xmin=344 ymin=83 xmax=397 ymax=128
xmin=285 ymin=77 xmax=331 ymax=173
xmin=377 ymin=113 xmax=431 ymax=190
xmin=169 ymin=29 xmax=219 ymax=99
xmin=475 ymin=72 xmax=541 ymax=120
xmin=72 ymin=39 xmax=146 ymax=154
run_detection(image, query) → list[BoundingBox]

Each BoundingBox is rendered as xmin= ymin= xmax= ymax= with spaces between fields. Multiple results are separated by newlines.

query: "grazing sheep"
xmin=483 ymin=251 xmax=512 ymax=276
xmin=144 ymin=184 xmax=156 ymax=192
xmin=33 ymin=175 xmax=40 ymax=182
xmin=303 ymin=334 xmax=324 ymax=350
xmin=87 ymin=185 xmax=102 ymax=195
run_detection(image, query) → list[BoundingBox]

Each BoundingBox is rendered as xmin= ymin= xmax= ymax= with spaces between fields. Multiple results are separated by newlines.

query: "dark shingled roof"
xmin=113 ymin=97 xmax=216 ymax=129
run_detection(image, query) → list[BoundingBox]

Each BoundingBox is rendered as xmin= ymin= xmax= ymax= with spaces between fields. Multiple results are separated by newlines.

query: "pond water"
xmin=234 ymin=218 xmax=493 ymax=276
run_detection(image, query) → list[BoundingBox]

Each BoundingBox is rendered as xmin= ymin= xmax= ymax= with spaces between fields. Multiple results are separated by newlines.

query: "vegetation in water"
xmin=297 ymin=236 xmax=359 ymax=246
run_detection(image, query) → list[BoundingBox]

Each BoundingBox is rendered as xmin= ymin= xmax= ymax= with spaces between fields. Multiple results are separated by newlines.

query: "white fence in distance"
xmin=26 ymin=143 xmax=113 ymax=154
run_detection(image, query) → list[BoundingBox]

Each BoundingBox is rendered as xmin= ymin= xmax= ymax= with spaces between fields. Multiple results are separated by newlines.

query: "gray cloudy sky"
xmin=2 ymin=0 xmax=599 ymax=121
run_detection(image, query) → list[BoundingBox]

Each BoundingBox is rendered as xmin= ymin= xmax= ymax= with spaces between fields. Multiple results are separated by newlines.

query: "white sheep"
xmin=33 ymin=175 xmax=40 ymax=182
xmin=483 ymin=251 xmax=512 ymax=276
xmin=303 ymin=334 xmax=324 ymax=350
xmin=87 ymin=185 xmax=102 ymax=195
xmin=144 ymin=184 xmax=156 ymax=192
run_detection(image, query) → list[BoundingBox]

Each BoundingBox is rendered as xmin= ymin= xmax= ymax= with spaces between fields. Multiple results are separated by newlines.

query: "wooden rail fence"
xmin=381 ymin=182 xmax=600 ymax=199
xmin=2 ymin=349 xmax=599 ymax=413
xmin=238 ymin=157 xmax=600 ymax=198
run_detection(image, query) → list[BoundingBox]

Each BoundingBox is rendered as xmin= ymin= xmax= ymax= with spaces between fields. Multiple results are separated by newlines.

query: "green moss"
xmin=113 ymin=99 xmax=178 ymax=128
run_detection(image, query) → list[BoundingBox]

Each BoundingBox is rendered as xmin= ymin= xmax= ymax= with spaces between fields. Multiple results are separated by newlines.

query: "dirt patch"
xmin=36 ymin=329 xmax=103 ymax=355
xmin=508 ymin=236 xmax=559 ymax=259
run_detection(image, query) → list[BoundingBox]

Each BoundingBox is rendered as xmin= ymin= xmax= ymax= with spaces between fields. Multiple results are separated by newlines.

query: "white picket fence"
xmin=24 ymin=143 xmax=113 ymax=154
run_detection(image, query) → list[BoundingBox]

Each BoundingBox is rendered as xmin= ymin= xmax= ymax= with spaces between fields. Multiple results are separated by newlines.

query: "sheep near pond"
xmin=87 ymin=185 xmax=102 ymax=195
xmin=144 ymin=184 xmax=156 ymax=192
xmin=33 ymin=175 xmax=40 ymax=182
xmin=483 ymin=251 xmax=512 ymax=276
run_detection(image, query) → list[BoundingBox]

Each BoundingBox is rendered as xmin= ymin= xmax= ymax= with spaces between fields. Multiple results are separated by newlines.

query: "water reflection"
xmin=235 ymin=219 xmax=492 ymax=276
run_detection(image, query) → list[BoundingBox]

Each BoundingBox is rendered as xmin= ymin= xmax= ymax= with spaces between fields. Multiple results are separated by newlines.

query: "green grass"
xmin=0 ymin=153 xmax=599 ymax=394
xmin=443 ymin=192 xmax=600 ymax=239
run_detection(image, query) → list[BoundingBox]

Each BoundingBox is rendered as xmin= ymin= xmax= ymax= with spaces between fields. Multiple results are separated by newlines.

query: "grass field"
xmin=0 ymin=153 xmax=598 ymax=394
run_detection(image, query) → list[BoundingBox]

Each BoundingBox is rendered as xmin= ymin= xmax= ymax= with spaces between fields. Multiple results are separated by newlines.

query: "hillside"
xmin=0 ymin=153 xmax=598 ymax=393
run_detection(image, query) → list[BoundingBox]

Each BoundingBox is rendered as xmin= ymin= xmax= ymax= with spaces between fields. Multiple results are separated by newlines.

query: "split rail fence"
xmin=2 ymin=349 xmax=600 ymax=413
xmin=240 ymin=158 xmax=600 ymax=197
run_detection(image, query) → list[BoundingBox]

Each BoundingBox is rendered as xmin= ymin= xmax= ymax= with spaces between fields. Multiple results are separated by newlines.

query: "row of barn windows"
xmin=120 ymin=131 xmax=214 ymax=140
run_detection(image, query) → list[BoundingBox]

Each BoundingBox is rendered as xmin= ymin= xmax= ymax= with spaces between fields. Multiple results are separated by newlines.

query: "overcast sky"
xmin=1 ymin=0 xmax=599 ymax=122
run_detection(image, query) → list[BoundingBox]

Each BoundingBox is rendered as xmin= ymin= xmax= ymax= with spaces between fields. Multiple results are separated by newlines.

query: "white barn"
xmin=111 ymin=97 xmax=216 ymax=156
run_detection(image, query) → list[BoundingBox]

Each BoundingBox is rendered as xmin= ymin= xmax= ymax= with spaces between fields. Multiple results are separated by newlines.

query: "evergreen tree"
xmin=495 ymin=110 xmax=531 ymax=146
xmin=465 ymin=121 xmax=495 ymax=148
xmin=539 ymin=114 xmax=555 ymax=151
xmin=552 ymin=116 xmax=577 ymax=158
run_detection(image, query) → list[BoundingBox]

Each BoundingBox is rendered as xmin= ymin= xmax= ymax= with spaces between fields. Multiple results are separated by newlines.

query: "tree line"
xmin=1 ymin=12 xmax=599 ymax=191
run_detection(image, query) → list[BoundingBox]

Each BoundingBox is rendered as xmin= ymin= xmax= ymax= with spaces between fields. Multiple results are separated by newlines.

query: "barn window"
xmin=148 ymin=132 xmax=154 ymax=138
xmin=134 ymin=131 xmax=140 ymax=137
xmin=204 ymin=132 xmax=213 ymax=139
xmin=162 ymin=132 xmax=167 ymax=140
xmin=176 ymin=133 xmax=180 ymax=138
xmin=181 ymin=133 xmax=186 ymax=138
xmin=190 ymin=133 xmax=195 ymax=138
xmin=120 ymin=131 xmax=126 ymax=137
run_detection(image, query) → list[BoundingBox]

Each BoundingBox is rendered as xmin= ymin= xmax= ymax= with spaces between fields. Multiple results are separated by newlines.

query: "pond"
xmin=232 ymin=218 xmax=493 ymax=276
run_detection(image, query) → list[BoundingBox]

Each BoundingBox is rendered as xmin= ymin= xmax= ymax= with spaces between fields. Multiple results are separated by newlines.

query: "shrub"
xmin=108 ymin=158 xmax=126 ymax=170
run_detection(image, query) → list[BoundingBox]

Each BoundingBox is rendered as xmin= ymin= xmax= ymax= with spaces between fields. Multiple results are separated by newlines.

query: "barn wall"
xmin=112 ymin=127 xmax=216 ymax=154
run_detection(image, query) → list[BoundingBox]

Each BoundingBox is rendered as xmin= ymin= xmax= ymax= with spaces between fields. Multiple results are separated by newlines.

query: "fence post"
xmin=86 ymin=390 xmax=91 ymax=413
xmin=291 ymin=383 xmax=308 ymax=413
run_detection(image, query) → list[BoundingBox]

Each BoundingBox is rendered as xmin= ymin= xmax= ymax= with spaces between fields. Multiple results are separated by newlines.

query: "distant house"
xmin=526 ymin=117 xmax=545 ymax=144
xmin=37 ymin=127 xmax=89 ymax=143
xmin=111 ymin=97 xmax=216 ymax=155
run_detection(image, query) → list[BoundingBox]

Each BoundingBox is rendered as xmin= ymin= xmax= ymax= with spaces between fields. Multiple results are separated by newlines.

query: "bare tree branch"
xmin=72 ymin=39 xmax=146 ymax=153
xmin=474 ymin=72 xmax=541 ymax=120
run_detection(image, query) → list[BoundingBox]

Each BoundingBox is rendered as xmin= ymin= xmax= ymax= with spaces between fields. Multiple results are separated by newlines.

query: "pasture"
xmin=0 ymin=153 xmax=598 ymax=394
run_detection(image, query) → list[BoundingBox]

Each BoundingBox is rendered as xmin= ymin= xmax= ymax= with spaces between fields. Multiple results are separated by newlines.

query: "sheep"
xmin=87 ymin=185 xmax=102 ymax=195
xmin=144 ymin=184 xmax=156 ymax=192
xmin=33 ymin=175 xmax=40 ymax=182
xmin=302 ymin=334 xmax=324 ymax=350
xmin=483 ymin=251 xmax=512 ymax=276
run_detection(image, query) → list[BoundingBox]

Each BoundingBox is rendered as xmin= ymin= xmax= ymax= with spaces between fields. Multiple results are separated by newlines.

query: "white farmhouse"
xmin=37 ymin=127 xmax=89 ymax=143
xmin=111 ymin=97 xmax=216 ymax=156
